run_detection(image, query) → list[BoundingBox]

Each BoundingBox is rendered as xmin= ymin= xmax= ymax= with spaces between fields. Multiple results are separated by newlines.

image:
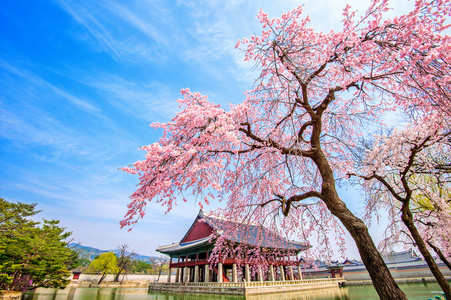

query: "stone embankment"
xmin=345 ymin=276 xmax=449 ymax=286
xmin=0 ymin=292 xmax=22 ymax=300
xmin=148 ymin=278 xmax=345 ymax=296
xmin=69 ymin=281 xmax=149 ymax=288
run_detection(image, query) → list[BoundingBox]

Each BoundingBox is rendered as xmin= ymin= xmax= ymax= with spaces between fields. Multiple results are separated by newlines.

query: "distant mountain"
xmin=69 ymin=243 xmax=156 ymax=262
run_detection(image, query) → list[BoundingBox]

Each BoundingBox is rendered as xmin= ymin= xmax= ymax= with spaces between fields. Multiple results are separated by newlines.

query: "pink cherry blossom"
xmin=123 ymin=1 xmax=451 ymax=298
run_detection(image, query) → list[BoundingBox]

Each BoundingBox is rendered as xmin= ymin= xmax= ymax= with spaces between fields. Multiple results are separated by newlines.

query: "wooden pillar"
xmin=244 ymin=264 xmax=250 ymax=282
xmin=218 ymin=263 xmax=223 ymax=283
xmin=297 ymin=265 xmax=303 ymax=280
xmin=183 ymin=267 xmax=189 ymax=283
xmin=167 ymin=268 xmax=172 ymax=283
xmin=205 ymin=264 xmax=210 ymax=282
xmin=280 ymin=265 xmax=286 ymax=281
xmin=194 ymin=265 xmax=199 ymax=282
xmin=269 ymin=265 xmax=275 ymax=281
xmin=289 ymin=266 xmax=294 ymax=280
xmin=232 ymin=263 xmax=237 ymax=282
xmin=257 ymin=266 xmax=263 ymax=282
xmin=175 ymin=268 xmax=180 ymax=283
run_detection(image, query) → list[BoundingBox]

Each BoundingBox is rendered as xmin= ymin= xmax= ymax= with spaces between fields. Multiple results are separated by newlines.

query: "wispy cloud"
xmin=55 ymin=0 xmax=260 ymax=87
xmin=78 ymin=73 xmax=180 ymax=122
xmin=55 ymin=0 xmax=187 ymax=63
xmin=0 ymin=67 xmax=102 ymax=163
xmin=56 ymin=1 xmax=127 ymax=61
xmin=0 ymin=61 xmax=99 ymax=114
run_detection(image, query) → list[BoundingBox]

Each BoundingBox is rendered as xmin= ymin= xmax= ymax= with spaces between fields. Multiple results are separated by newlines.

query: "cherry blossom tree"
xmin=419 ymin=198 xmax=451 ymax=271
xmin=123 ymin=0 xmax=451 ymax=298
xmin=350 ymin=116 xmax=451 ymax=297
xmin=411 ymin=163 xmax=451 ymax=270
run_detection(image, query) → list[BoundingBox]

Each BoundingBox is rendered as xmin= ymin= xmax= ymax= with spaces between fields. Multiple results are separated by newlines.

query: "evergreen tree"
xmin=0 ymin=198 xmax=78 ymax=291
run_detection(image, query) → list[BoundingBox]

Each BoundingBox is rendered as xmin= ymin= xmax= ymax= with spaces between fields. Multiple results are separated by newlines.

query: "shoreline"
xmin=67 ymin=276 xmax=447 ymax=288
xmin=0 ymin=291 xmax=22 ymax=300
xmin=344 ymin=276 xmax=450 ymax=286
xmin=68 ymin=281 xmax=149 ymax=288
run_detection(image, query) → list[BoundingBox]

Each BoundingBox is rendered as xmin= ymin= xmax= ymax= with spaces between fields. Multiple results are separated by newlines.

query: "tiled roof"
xmin=202 ymin=211 xmax=309 ymax=252
xmin=343 ymin=259 xmax=364 ymax=266
xmin=300 ymin=259 xmax=328 ymax=269
xmin=156 ymin=236 xmax=211 ymax=254
xmin=382 ymin=250 xmax=421 ymax=264
xmin=157 ymin=210 xmax=310 ymax=254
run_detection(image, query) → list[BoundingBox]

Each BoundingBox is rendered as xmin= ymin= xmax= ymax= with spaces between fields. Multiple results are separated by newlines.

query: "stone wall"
xmin=71 ymin=273 xmax=168 ymax=283
xmin=302 ymin=264 xmax=451 ymax=282
xmin=148 ymin=278 xmax=344 ymax=296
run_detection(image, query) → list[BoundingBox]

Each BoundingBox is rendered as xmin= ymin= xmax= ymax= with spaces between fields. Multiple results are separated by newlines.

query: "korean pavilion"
xmin=156 ymin=210 xmax=310 ymax=283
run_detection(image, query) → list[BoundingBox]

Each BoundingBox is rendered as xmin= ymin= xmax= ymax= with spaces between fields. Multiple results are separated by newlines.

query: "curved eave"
xmin=289 ymin=241 xmax=311 ymax=252
xmin=156 ymin=237 xmax=310 ymax=255
xmin=156 ymin=236 xmax=212 ymax=255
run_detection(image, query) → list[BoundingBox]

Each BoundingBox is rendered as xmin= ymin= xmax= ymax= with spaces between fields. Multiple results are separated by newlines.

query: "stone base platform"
xmin=0 ymin=292 xmax=22 ymax=300
xmin=148 ymin=278 xmax=345 ymax=296
xmin=345 ymin=276 xmax=451 ymax=286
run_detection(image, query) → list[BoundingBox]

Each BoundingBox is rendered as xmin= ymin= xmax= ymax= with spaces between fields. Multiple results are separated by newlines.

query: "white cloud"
xmin=0 ymin=61 xmax=99 ymax=114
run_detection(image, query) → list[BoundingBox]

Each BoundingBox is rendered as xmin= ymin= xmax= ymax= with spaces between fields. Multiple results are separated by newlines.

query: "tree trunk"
xmin=97 ymin=273 xmax=106 ymax=285
xmin=114 ymin=268 xmax=123 ymax=282
xmin=401 ymin=205 xmax=451 ymax=299
xmin=328 ymin=197 xmax=407 ymax=299
xmin=313 ymin=151 xmax=408 ymax=299
xmin=428 ymin=241 xmax=451 ymax=271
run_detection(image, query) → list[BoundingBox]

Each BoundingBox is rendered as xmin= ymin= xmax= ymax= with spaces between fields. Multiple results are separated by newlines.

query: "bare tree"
xmin=114 ymin=244 xmax=136 ymax=282
xmin=150 ymin=256 xmax=168 ymax=282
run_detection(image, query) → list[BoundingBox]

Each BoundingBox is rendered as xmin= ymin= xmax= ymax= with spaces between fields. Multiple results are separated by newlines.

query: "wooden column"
xmin=269 ymin=265 xmax=275 ymax=281
xmin=257 ymin=266 xmax=263 ymax=282
xmin=289 ymin=266 xmax=294 ymax=280
xmin=183 ymin=267 xmax=189 ymax=283
xmin=218 ymin=263 xmax=223 ymax=283
xmin=297 ymin=265 xmax=303 ymax=280
xmin=194 ymin=265 xmax=199 ymax=282
xmin=279 ymin=265 xmax=286 ymax=281
xmin=167 ymin=256 xmax=172 ymax=282
xmin=175 ymin=268 xmax=180 ymax=283
xmin=205 ymin=264 xmax=210 ymax=282
xmin=232 ymin=263 xmax=237 ymax=282
xmin=167 ymin=268 xmax=172 ymax=283
xmin=244 ymin=264 xmax=250 ymax=282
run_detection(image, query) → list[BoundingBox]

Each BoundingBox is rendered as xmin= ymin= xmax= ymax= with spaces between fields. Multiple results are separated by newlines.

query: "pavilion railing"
xmin=150 ymin=278 xmax=344 ymax=288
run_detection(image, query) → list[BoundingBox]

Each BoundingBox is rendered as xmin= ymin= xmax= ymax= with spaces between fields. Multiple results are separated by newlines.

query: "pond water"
xmin=23 ymin=282 xmax=445 ymax=300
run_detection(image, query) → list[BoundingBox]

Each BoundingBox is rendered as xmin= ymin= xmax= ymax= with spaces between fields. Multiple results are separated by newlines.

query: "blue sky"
xmin=0 ymin=0 xmax=409 ymax=258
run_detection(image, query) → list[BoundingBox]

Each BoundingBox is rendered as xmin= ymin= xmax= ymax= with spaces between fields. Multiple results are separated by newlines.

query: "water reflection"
xmin=247 ymin=288 xmax=348 ymax=300
xmin=24 ymin=287 xmax=348 ymax=300
xmin=22 ymin=282 xmax=445 ymax=300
